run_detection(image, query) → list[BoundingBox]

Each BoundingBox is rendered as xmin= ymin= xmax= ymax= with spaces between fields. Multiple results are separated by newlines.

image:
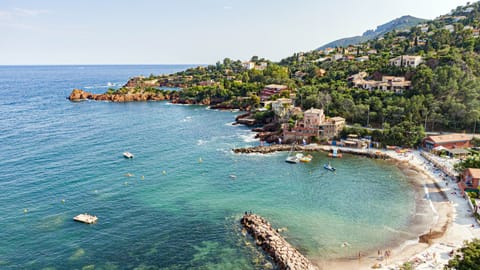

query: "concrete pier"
xmin=241 ymin=213 xmax=318 ymax=270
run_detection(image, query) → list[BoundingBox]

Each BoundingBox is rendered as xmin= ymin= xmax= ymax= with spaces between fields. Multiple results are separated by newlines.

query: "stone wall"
xmin=241 ymin=213 xmax=318 ymax=270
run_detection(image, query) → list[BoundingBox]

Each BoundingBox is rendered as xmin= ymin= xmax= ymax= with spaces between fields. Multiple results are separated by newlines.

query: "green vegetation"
xmin=446 ymin=239 xmax=480 ymax=270
xmin=455 ymin=155 xmax=480 ymax=172
xmin=111 ymin=2 xmax=480 ymax=147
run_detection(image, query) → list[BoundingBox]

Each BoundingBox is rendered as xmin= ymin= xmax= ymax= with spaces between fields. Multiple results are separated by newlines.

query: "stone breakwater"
xmin=233 ymin=144 xmax=389 ymax=159
xmin=241 ymin=213 xmax=318 ymax=270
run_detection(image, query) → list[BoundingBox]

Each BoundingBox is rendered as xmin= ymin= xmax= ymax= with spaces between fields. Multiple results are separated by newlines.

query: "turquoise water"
xmin=0 ymin=65 xmax=416 ymax=269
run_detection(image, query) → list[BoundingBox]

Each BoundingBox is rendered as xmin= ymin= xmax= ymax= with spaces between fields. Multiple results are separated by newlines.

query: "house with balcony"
xmin=350 ymin=72 xmax=411 ymax=93
xmin=320 ymin=117 xmax=346 ymax=139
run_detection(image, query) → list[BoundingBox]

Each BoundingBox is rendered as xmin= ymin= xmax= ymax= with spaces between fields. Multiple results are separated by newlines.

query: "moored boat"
xmin=300 ymin=154 xmax=313 ymax=163
xmin=324 ymin=162 xmax=336 ymax=171
xmin=285 ymin=143 xmax=300 ymax=163
xmin=123 ymin=152 xmax=134 ymax=158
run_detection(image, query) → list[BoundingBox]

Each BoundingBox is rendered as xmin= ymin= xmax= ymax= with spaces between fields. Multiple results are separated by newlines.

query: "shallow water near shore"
xmin=0 ymin=65 xmax=421 ymax=269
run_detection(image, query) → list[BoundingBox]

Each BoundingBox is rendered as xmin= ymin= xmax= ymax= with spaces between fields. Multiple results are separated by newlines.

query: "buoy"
xmin=141 ymin=175 xmax=144 ymax=180
xmin=198 ymin=158 xmax=203 ymax=163
xmin=162 ymin=170 xmax=166 ymax=175
xmin=61 ymin=199 xmax=65 ymax=203
xmin=24 ymin=208 xmax=28 ymax=213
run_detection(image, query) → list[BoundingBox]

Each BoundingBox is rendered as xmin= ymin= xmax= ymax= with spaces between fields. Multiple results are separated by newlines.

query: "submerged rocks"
xmin=241 ymin=213 xmax=318 ymax=270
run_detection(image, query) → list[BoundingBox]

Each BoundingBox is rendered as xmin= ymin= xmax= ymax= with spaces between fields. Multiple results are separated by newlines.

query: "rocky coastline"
xmin=68 ymin=89 xmax=169 ymax=102
xmin=233 ymin=144 xmax=390 ymax=159
xmin=241 ymin=213 xmax=318 ymax=270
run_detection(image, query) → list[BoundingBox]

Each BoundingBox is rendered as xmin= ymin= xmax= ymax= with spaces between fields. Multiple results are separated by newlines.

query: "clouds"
xmin=12 ymin=8 xmax=49 ymax=17
xmin=0 ymin=7 xmax=49 ymax=20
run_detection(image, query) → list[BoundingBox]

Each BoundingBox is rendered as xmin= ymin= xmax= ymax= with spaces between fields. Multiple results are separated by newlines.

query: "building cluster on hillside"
xmin=316 ymin=45 xmax=378 ymax=63
xmin=265 ymin=98 xmax=346 ymax=141
xmin=349 ymin=72 xmax=412 ymax=93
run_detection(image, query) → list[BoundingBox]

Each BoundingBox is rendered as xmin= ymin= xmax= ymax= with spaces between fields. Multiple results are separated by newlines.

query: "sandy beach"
xmin=313 ymin=149 xmax=480 ymax=270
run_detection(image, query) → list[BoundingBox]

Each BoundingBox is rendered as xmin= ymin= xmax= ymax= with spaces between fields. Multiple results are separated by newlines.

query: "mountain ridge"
xmin=317 ymin=15 xmax=427 ymax=50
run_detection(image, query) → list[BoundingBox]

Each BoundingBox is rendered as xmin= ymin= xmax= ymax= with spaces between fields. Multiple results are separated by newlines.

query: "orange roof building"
xmin=423 ymin=133 xmax=473 ymax=150
xmin=459 ymin=168 xmax=480 ymax=192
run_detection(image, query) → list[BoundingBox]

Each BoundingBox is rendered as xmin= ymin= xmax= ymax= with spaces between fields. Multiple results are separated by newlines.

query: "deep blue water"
xmin=0 ymin=65 xmax=416 ymax=269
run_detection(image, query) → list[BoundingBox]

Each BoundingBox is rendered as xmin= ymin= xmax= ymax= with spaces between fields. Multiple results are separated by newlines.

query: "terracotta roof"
xmin=426 ymin=134 xmax=473 ymax=144
xmin=466 ymin=168 xmax=480 ymax=179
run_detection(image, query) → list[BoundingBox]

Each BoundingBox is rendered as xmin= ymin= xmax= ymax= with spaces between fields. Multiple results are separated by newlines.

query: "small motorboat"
xmin=285 ymin=155 xmax=300 ymax=164
xmin=300 ymin=154 xmax=313 ymax=163
xmin=324 ymin=163 xmax=336 ymax=172
xmin=123 ymin=152 xmax=134 ymax=158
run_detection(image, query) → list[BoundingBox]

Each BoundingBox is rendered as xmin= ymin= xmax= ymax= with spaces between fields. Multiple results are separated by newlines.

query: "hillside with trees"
xmin=317 ymin=15 xmax=426 ymax=50
xmin=109 ymin=2 xmax=480 ymax=147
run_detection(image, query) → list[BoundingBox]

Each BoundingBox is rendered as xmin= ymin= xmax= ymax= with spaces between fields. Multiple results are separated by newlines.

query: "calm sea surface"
xmin=0 ymin=65 xmax=416 ymax=269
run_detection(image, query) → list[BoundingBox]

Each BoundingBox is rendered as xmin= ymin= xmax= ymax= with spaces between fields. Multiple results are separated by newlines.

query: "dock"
xmin=73 ymin=213 xmax=98 ymax=224
xmin=241 ymin=213 xmax=318 ymax=270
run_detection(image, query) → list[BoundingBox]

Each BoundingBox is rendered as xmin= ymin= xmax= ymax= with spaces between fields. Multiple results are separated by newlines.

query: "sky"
xmin=0 ymin=0 xmax=473 ymax=65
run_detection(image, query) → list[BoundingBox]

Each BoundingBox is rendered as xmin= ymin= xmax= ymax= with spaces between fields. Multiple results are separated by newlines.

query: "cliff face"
xmin=68 ymin=89 xmax=168 ymax=102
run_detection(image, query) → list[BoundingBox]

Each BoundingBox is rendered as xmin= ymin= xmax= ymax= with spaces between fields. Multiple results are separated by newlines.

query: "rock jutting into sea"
xmin=241 ymin=213 xmax=318 ymax=270
xmin=68 ymin=89 xmax=169 ymax=102
xmin=233 ymin=144 xmax=390 ymax=159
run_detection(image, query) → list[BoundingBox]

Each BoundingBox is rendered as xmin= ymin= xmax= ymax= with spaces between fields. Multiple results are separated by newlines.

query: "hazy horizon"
xmin=0 ymin=0 xmax=472 ymax=65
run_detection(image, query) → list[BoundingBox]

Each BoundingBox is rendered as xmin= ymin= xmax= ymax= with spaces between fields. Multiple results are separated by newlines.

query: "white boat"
xmin=285 ymin=144 xmax=300 ymax=163
xmin=324 ymin=162 xmax=336 ymax=171
xmin=73 ymin=213 xmax=98 ymax=224
xmin=123 ymin=152 xmax=134 ymax=158
xmin=285 ymin=155 xmax=300 ymax=163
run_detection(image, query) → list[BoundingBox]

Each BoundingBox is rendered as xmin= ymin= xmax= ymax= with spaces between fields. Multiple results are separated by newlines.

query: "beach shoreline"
xmin=314 ymin=149 xmax=479 ymax=270
xmin=234 ymin=145 xmax=479 ymax=269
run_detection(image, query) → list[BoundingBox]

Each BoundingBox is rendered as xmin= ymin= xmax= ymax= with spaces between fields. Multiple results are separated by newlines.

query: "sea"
xmin=0 ymin=65 xmax=417 ymax=269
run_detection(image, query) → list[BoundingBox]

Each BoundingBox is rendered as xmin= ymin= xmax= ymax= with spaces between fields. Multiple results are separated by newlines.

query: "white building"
xmin=389 ymin=55 xmax=423 ymax=68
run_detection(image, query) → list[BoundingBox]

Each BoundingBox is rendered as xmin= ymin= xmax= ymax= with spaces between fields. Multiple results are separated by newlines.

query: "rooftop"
xmin=426 ymin=134 xmax=473 ymax=144
xmin=466 ymin=168 xmax=480 ymax=179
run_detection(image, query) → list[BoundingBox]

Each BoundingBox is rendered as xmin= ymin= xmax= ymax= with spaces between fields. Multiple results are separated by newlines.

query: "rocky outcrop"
xmin=233 ymin=144 xmax=300 ymax=154
xmin=241 ymin=213 xmax=318 ymax=270
xmin=233 ymin=144 xmax=390 ymax=159
xmin=68 ymin=89 xmax=168 ymax=102
xmin=235 ymin=112 xmax=257 ymax=126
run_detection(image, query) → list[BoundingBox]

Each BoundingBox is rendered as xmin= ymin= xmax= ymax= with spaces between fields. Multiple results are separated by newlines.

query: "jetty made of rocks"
xmin=241 ymin=213 xmax=318 ymax=270
xmin=233 ymin=144 xmax=389 ymax=159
